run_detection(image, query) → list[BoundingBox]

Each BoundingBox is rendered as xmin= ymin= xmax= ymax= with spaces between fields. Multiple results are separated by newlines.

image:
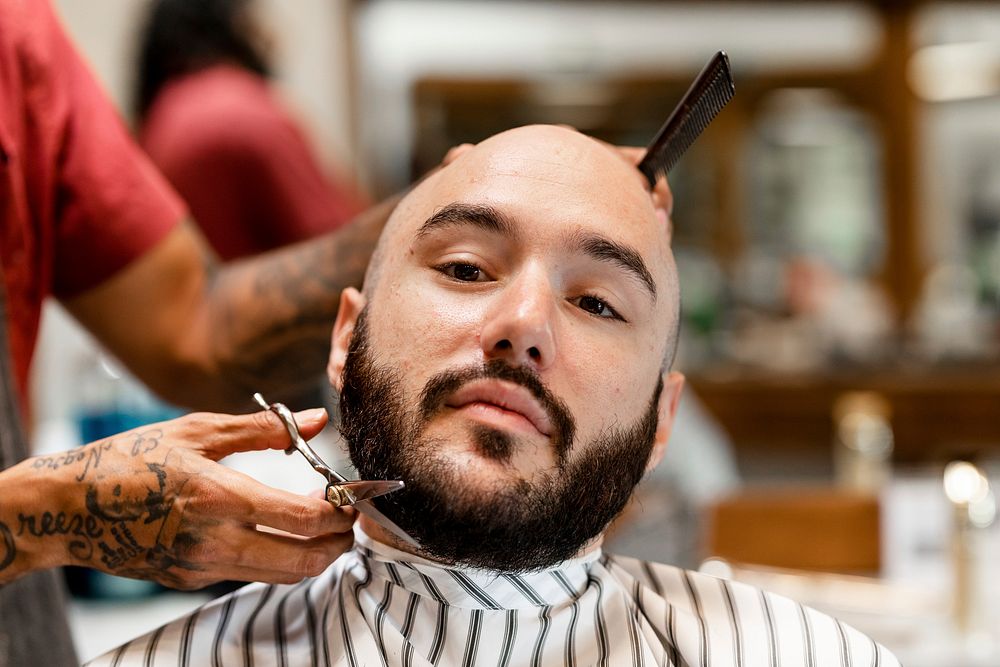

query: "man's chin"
xmin=422 ymin=422 xmax=559 ymax=479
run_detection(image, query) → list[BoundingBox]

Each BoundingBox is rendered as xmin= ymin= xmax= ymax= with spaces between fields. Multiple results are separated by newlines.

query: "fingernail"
xmin=295 ymin=407 xmax=327 ymax=421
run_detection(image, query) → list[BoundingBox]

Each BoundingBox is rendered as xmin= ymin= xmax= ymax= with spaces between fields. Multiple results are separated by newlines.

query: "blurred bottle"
xmin=833 ymin=391 xmax=893 ymax=493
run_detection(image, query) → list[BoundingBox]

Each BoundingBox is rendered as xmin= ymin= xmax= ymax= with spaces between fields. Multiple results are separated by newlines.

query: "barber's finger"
xmin=652 ymin=181 xmax=674 ymax=219
xmin=166 ymin=532 xmax=355 ymax=588
xmin=231 ymin=529 xmax=355 ymax=579
xmin=252 ymin=493 xmax=357 ymax=538
xmin=186 ymin=408 xmax=328 ymax=459
xmin=443 ymin=143 xmax=474 ymax=166
xmin=615 ymin=145 xmax=646 ymax=164
xmin=216 ymin=470 xmax=357 ymax=536
xmin=178 ymin=529 xmax=355 ymax=585
xmin=593 ymin=140 xmax=674 ymax=211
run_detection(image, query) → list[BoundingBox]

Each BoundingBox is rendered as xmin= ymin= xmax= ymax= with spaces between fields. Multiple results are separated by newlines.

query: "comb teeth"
xmin=638 ymin=51 xmax=735 ymax=186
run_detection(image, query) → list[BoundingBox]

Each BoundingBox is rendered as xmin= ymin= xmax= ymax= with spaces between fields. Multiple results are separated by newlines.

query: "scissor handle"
xmin=251 ymin=393 xmax=299 ymax=457
xmin=252 ymin=393 xmax=346 ymax=484
xmin=326 ymin=484 xmax=356 ymax=507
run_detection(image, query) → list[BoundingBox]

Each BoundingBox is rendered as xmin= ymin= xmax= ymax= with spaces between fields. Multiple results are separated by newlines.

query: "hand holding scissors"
xmin=253 ymin=393 xmax=419 ymax=548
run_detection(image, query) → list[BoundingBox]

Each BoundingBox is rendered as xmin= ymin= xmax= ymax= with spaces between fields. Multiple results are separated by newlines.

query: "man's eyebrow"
xmin=416 ymin=203 xmax=656 ymax=300
xmin=574 ymin=232 xmax=657 ymax=301
xmin=416 ymin=203 xmax=517 ymax=239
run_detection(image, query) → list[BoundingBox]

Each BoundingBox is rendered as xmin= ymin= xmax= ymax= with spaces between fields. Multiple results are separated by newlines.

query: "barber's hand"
xmin=442 ymin=142 xmax=474 ymax=166
xmin=4 ymin=409 xmax=355 ymax=590
xmin=604 ymin=144 xmax=674 ymax=224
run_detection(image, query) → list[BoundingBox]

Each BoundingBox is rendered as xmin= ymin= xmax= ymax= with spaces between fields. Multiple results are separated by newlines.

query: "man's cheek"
xmin=399 ymin=292 xmax=486 ymax=350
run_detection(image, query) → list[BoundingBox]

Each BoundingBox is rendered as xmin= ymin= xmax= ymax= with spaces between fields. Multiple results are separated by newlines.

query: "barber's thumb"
xmin=291 ymin=407 xmax=328 ymax=440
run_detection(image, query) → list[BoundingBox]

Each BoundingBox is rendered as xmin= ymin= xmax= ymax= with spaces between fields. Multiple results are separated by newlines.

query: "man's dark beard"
xmin=339 ymin=308 xmax=662 ymax=572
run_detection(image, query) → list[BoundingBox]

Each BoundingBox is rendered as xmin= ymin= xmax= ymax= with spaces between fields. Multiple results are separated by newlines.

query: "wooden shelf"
xmin=689 ymin=366 xmax=1000 ymax=462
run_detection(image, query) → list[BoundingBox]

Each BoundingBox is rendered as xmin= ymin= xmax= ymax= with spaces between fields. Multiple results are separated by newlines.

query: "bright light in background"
xmin=944 ymin=461 xmax=990 ymax=505
xmin=943 ymin=461 xmax=990 ymax=505
xmin=908 ymin=42 xmax=1000 ymax=102
xmin=943 ymin=461 xmax=996 ymax=528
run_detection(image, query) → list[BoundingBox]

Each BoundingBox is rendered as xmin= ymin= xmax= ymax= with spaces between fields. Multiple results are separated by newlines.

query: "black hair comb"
xmin=638 ymin=51 xmax=735 ymax=187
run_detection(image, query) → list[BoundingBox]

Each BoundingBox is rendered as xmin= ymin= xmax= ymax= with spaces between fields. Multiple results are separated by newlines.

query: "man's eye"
xmin=439 ymin=262 xmax=485 ymax=282
xmin=576 ymin=295 xmax=622 ymax=320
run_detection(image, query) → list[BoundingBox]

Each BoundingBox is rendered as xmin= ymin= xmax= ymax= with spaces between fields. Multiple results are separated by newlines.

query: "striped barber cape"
xmin=88 ymin=526 xmax=900 ymax=667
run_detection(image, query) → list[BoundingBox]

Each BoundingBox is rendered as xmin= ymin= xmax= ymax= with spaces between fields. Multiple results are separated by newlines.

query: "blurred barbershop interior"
xmin=30 ymin=0 xmax=1000 ymax=663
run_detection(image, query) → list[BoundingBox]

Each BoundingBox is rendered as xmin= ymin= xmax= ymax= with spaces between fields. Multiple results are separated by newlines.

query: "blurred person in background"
xmin=134 ymin=0 xmax=369 ymax=261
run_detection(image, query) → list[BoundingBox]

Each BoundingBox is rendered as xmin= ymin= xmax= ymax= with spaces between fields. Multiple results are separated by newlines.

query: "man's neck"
xmin=357 ymin=515 xmax=606 ymax=568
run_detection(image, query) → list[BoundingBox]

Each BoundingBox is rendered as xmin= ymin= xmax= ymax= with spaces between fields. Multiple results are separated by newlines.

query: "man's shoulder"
xmin=602 ymin=552 xmax=902 ymax=667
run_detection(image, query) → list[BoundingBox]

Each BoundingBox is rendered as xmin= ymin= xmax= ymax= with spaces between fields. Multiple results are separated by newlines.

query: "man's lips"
xmin=445 ymin=379 xmax=553 ymax=437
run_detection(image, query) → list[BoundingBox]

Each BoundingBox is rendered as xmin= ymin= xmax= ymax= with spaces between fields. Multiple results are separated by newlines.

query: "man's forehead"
xmin=443 ymin=126 xmax=645 ymax=197
xmin=406 ymin=126 xmax=663 ymax=245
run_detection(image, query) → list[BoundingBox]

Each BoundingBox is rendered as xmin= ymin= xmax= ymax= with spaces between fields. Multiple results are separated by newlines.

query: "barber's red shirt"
xmin=141 ymin=65 xmax=367 ymax=261
xmin=0 ymin=0 xmax=184 ymax=402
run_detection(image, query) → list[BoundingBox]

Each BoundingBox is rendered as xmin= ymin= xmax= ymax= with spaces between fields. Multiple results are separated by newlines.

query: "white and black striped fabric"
xmin=88 ymin=526 xmax=900 ymax=667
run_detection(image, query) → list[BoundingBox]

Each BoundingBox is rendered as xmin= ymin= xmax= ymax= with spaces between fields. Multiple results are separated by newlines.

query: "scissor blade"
xmin=354 ymin=499 xmax=421 ymax=548
xmin=336 ymin=480 xmax=405 ymax=503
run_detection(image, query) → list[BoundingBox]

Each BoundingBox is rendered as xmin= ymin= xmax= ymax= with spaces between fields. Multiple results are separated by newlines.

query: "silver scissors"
xmin=253 ymin=393 xmax=419 ymax=548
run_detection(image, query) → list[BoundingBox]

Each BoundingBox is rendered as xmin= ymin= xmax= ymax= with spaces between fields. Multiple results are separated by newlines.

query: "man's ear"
xmin=327 ymin=287 xmax=367 ymax=392
xmin=645 ymin=371 xmax=685 ymax=473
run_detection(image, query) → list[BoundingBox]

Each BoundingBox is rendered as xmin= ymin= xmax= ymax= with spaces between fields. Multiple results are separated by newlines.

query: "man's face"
xmin=329 ymin=125 xmax=683 ymax=570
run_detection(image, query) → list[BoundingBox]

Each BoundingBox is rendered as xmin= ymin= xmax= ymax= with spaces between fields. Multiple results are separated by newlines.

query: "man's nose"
xmin=480 ymin=273 xmax=556 ymax=370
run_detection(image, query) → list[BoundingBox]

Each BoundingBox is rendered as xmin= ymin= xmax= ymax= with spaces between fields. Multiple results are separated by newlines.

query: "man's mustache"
xmin=419 ymin=359 xmax=576 ymax=463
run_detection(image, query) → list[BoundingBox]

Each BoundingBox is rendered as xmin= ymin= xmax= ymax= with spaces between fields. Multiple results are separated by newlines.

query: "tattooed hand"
xmin=0 ymin=408 xmax=355 ymax=589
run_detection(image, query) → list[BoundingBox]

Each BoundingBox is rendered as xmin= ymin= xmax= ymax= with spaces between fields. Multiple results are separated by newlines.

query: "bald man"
xmin=90 ymin=126 xmax=899 ymax=667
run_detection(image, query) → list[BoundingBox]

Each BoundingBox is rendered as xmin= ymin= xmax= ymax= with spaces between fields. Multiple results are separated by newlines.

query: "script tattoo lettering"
xmin=31 ymin=440 xmax=114 ymax=481
xmin=29 ymin=429 xmax=165 ymax=484
xmin=16 ymin=512 xmax=103 ymax=561
xmin=0 ymin=520 xmax=14 ymax=572
xmin=130 ymin=429 xmax=163 ymax=457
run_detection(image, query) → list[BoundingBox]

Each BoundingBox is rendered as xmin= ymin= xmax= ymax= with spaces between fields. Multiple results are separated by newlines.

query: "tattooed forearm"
xmin=207 ymin=196 xmax=398 ymax=402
